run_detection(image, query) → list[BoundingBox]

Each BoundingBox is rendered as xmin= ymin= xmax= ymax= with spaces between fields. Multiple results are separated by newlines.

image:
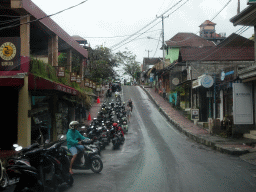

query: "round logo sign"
xmin=172 ymin=78 xmax=179 ymax=85
xmin=201 ymin=75 xmax=213 ymax=88
xmin=0 ymin=42 xmax=16 ymax=61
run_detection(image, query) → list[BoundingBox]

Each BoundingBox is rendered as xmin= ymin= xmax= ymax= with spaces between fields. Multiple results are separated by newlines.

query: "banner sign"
xmin=0 ymin=37 xmax=21 ymax=71
xmin=57 ymin=67 xmax=65 ymax=77
xmin=191 ymin=109 xmax=199 ymax=120
xmin=70 ymin=72 xmax=77 ymax=82
xmin=76 ymin=75 xmax=82 ymax=83
xmin=84 ymin=78 xmax=90 ymax=87
xmin=93 ymin=82 xmax=96 ymax=89
xmin=233 ymin=83 xmax=253 ymax=124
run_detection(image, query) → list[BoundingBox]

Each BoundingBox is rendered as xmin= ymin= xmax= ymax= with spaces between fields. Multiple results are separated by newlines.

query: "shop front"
xmin=28 ymin=74 xmax=84 ymax=142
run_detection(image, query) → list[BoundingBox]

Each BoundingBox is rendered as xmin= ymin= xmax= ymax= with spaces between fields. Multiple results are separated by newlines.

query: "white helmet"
xmin=69 ymin=121 xmax=79 ymax=130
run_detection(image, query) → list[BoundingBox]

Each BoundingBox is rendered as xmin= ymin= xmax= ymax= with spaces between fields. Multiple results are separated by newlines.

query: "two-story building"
xmin=0 ymin=0 xmax=90 ymax=152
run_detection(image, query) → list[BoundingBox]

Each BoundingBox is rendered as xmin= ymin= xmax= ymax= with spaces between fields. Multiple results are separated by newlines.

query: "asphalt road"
xmin=62 ymin=86 xmax=256 ymax=192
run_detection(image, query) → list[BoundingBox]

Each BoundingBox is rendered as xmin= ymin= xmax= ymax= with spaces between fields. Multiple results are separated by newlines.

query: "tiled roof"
xmin=217 ymin=33 xmax=254 ymax=47
xmin=180 ymin=46 xmax=254 ymax=61
xmin=165 ymin=33 xmax=215 ymax=48
xmin=179 ymin=33 xmax=254 ymax=61
xmin=199 ymin=20 xmax=216 ymax=27
xmin=143 ymin=58 xmax=162 ymax=65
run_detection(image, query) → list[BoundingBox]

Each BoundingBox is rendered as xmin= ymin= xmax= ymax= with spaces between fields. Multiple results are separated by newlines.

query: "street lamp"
xmin=147 ymin=36 xmax=166 ymax=69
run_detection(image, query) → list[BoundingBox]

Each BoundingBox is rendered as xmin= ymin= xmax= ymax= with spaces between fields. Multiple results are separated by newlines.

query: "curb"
xmin=140 ymin=86 xmax=250 ymax=156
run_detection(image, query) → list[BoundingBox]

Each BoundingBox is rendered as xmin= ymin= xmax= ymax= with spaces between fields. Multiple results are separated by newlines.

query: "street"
xmin=61 ymin=86 xmax=256 ymax=192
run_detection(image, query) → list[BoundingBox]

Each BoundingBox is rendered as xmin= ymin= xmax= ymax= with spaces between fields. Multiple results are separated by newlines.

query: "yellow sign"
xmin=0 ymin=42 xmax=16 ymax=61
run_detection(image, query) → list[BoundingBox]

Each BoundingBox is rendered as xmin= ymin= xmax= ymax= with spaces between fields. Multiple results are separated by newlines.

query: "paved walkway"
xmin=141 ymin=86 xmax=256 ymax=165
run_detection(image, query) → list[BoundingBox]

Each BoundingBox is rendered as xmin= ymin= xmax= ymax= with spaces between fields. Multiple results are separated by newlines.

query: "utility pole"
xmin=156 ymin=14 xmax=169 ymax=69
xmin=145 ymin=50 xmax=152 ymax=58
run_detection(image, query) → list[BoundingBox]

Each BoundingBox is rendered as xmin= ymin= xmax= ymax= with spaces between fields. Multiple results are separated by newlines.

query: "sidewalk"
xmin=84 ymin=86 xmax=107 ymax=126
xmin=141 ymin=86 xmax=256 ymax=165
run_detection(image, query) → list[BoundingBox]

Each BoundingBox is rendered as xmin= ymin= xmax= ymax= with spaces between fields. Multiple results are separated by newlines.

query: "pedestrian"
xmin=163 ymin=87 xmax=166 ymax=100
xmin=125 ymin=104 xmax=131 ymax=123
xmin=127 ymin=98 xmax=133 ymax=113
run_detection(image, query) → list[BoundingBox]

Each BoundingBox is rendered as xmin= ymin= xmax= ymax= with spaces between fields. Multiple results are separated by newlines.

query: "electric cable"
xmin=165 ymin=0 xmax=232 ymax=44
xmin=112 ymin=0 xmax=189 ymax=51
xmin=83 ymin=29 xmax=161 ymax=39
xmin=110 ymin=0 xmax=186 ymax=50
xmin=153 ymin=33 xmax=162 ymax=58
xmin=0 ymin=0 xmax=89 ymax=31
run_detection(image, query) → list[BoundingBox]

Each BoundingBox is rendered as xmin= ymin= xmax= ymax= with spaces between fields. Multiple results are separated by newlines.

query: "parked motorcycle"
xmin=6 ymin=144 xmax=45 ymax=192
xmin=0 ymin=159 xmax=9 ymax=190
xmin=62 ymin=139 xmax=103 ymax=173
xmin=9 ymin=137 xmax=73 ymax=192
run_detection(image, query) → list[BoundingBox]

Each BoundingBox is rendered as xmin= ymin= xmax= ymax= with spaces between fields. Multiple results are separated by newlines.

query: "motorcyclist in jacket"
xmin=67 ymin=121 xmax=89 ymax=174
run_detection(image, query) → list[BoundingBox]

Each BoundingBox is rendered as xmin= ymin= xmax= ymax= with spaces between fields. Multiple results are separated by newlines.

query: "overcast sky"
xmin=31 ymin=0 xmax=254 ymax=66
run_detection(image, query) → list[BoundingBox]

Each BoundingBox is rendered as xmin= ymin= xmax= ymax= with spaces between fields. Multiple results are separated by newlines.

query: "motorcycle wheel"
xmin=91 ymin=157 xmax=103 ymax=173
xmin=0 ymin=171 xmax=9 ymax=189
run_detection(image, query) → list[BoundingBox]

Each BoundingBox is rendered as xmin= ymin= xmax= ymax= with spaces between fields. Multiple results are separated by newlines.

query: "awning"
xmin=28 ymin=74 xmax=78 ymax=95
xmin=0 ymin=77 xmax=24 ymax=87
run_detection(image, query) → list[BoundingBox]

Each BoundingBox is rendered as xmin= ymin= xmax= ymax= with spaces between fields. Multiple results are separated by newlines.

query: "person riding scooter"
xmin=66 ymin=121 xmax=90 ymax=174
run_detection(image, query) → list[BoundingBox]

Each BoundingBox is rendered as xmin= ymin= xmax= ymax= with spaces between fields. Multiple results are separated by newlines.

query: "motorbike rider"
xmin=66 ymin=121 xmax=90 ymax=174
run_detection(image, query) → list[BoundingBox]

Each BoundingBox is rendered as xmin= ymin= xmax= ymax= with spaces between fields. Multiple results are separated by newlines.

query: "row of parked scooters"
xmin=80 ymin=99 xmax=128 ymax=151
xmin=0 ymin=96 xmax=129 ymax=191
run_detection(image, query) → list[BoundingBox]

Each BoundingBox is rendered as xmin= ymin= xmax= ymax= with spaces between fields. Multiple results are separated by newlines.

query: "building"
xmin=199 ymin=20 xmax=226 ymax=44
xmin=0 ymin=0 xmax=91 ymax=152
xmin=230 ymin=3 xmax=256 ymax=139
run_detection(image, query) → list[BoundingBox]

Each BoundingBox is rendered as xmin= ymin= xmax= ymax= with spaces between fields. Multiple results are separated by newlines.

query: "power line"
xmin=153 ymin=33 xmax=162 ymax=57
xmin=166 ymin=0 xmax=232 ymax=44
xmin=83 ymin=29 xmax=161 ymax=39
xmin=0 ymin=0 xmax=89 ymax=31
xmin=112 ymin=0 xmax=189 ymax=51
xmin=110 ymin=0 xmax=186 ymax=50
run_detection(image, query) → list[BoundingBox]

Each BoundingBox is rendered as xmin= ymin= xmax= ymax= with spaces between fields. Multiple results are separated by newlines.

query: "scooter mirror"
xmin=15 ymin=146 xmax=22 ymax=151
xmin=13 ymin=144 xmax=19 ymax=148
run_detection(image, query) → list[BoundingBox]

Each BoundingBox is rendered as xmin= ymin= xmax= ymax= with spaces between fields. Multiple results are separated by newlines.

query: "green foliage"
xmin=115 ymin=48 xmax=141 ymax=80
xmin=58 ymin=53 xmax=67 ymax=67
xmin=87 ymin=46 xmax=116 ymax=82
xmin=175 ymin=86 xmax=185 ymax=94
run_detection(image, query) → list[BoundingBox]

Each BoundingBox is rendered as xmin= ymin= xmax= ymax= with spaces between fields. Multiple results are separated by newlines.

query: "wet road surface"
xmin=62 ymin=86 xmax=256 ymax=192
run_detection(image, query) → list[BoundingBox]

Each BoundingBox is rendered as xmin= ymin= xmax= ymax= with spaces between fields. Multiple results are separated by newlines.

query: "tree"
xmin=87 ymin=46 xmax=117 ymax=82
xmin=115 ymin=48 xmax=141 ymax=81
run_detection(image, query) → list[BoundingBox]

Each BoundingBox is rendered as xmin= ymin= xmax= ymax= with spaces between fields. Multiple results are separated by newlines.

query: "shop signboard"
xmin=70 ymin=72 xmax=77 ymax=82
xmin=192 ymin=79 xmax=200 ymax=89
xmin=57 ymin=67 xmax=65 ymax=77
xmin=233 ymin=83 xmax=253 ymax=124
xmin=201 ymin=75 xmax=213 ymax=88
xmin=191 ymin=109 xmax=199 ymax=120
xmin=89 ymin=81 xmax=93 ymax=88
xmin=84 ymin=78 xmax=90 ymax=87
xmin=172 ymin=78 xmax=179 ymax=86
xmin=0 ymin=37 xmax=21 ymax=71
xmin=76 ymin=75 xmax=82 ymax=83
xmin=96 ymin=85 xmax=101 ymax=92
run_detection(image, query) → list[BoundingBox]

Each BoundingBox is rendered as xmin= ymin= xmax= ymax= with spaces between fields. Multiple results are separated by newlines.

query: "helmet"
xmin=113 ymin=123 xmax=118 ymax=127
xmin=69 ymin=121 xmax=79 ymax=130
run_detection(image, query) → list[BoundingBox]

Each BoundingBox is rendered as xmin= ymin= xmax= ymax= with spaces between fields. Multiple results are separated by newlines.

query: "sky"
xmin=31 ymin=0 xmax=254 ymax=74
